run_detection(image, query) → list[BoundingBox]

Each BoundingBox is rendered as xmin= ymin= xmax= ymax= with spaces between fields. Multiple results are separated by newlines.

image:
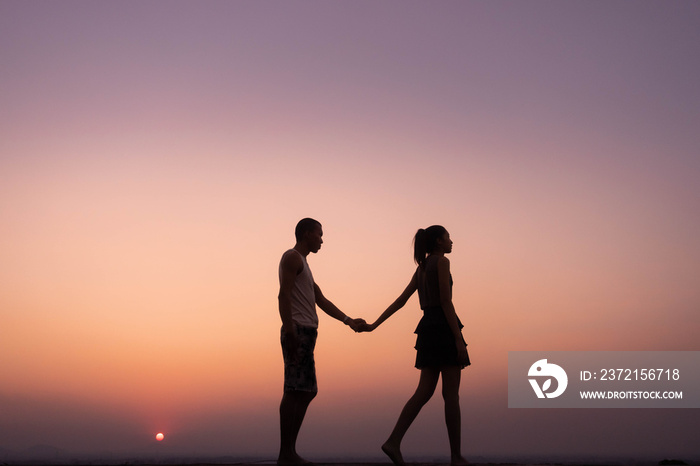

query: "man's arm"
xmin=278 ymin=251 xmax=303 ymax=333
xmin=314 ymin=283 xmax=364 ymax=331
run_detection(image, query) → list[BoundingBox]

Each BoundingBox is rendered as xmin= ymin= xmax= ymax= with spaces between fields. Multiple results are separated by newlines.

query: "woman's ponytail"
xmin=413 ymin=225 xmax=447 ymax=267
xmin=413 ymin=228 xmax=427 ymax=267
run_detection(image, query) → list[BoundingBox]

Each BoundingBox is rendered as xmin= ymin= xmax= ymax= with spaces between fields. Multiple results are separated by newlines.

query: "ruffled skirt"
xmin=414 ymin=306 xmax=470 ymax=369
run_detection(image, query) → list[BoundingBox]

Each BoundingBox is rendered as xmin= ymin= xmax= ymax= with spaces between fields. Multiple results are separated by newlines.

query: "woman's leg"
xmin=441 ymin=366 xmax=467 ymax=466
xmin=382 ymin=368 xmax=440 ymax=466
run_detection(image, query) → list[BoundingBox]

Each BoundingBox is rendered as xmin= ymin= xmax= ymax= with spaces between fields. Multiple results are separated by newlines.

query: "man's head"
xmin=295 ymin=218 xmax=323 ymax=253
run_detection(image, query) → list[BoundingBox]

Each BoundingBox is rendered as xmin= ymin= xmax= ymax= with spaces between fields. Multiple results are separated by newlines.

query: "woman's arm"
xmin=369 ymin=270 xmax=418 ymax=331
xmin=437 ymin=256 xmax=468 ymax=361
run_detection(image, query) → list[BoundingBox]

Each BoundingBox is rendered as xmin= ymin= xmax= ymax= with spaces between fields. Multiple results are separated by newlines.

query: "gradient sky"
xmin=1 ymin=0 xmax=699 ymax=461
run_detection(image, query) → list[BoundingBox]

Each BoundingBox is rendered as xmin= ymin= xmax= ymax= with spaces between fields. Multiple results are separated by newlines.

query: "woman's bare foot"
xmin=382 ymin=441 xmax=406 ymax=466
xmin=277 ymin=453 xmax=314 ymax=466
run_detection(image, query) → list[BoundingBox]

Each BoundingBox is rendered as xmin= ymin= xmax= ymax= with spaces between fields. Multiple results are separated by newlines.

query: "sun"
xmin=156 ymin=432 xmax=165 ymax=441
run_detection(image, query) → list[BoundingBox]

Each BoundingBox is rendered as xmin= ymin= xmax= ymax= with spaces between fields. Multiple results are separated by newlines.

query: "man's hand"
xmin=347 ymin=317 xmax=367 ymax=333
xmin=356 ymin=320 xmax=375 ymax=332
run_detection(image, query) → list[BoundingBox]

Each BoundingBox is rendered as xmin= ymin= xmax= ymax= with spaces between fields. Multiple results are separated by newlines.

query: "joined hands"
xmin=347 ymin=319 xmax=375 ymax=333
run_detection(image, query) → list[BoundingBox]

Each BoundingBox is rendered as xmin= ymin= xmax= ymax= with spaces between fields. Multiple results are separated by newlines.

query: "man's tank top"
xmin=280 ymin=249 xmax=319 ymax=329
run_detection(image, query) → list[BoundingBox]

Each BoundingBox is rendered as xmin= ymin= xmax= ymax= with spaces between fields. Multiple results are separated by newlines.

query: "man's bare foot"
xmin=450 ymin=455 xmax=469 ymax=466
xmin=277 ymin=453 xmax=314 ymax=466
xmin=382 ymin=441 xmax=406 ymax=466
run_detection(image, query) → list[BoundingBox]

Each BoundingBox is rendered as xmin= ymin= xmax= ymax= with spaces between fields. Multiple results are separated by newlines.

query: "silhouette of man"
xmin=277 ymin=218 xmax=364 ymax=465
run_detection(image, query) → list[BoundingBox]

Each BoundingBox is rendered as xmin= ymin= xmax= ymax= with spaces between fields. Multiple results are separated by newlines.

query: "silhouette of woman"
xmin=365 ymin=225 xmax=470 ymax=466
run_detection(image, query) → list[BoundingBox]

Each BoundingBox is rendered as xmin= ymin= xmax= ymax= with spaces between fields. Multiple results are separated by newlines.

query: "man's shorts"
xmin=281 ymin=325 xmax=318 ymax=393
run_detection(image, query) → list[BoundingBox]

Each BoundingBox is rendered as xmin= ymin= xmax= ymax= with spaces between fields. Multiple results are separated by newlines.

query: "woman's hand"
xmin=456 ymin=338 xmax=468 ymax=365
xmin=357 ymin=320 xmax=378 ymax=332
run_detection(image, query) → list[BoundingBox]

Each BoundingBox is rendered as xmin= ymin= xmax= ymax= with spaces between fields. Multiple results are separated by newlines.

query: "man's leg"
xmin=279 ymin=390 xmax=316 ymax=465
xmin=279 ymin=326 xmax=318 ymax=465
